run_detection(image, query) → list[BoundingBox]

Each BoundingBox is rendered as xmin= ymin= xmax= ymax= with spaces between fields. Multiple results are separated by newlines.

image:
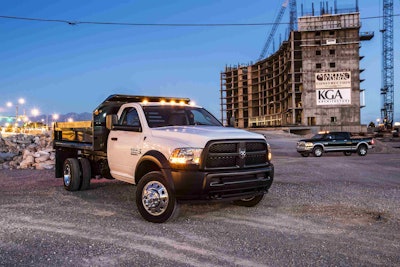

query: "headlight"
xmin=169 ymin=148 xmax=202 ymax=165
xmin=267 ymin=143 xmax=272 ymax=161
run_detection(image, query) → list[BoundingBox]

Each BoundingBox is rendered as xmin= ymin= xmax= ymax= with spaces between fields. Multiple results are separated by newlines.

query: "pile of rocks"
xmin=0 ymin=133 xmax=55 ymax=170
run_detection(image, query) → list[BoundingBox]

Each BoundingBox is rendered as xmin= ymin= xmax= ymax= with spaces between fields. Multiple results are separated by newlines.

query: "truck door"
xmin=322 ymin=134 xmax=334 ymax=151
xmin=107 ymin=106 xmax=143 ymax=183
xmin=334 ymin=132 xmax=350 ymax=151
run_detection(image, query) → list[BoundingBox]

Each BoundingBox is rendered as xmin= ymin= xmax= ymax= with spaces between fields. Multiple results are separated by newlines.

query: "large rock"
xmin=0 ymin=132 xmax=55 ymax=170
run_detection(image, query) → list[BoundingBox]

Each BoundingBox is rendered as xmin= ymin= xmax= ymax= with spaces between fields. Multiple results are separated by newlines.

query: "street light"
xmin=4 ymin=98 xmax=26 ymax=130
xmin=52 ymin=113 xmax=59 ymax=121
xmin=31 ymin=108 xmax=39 ymax=117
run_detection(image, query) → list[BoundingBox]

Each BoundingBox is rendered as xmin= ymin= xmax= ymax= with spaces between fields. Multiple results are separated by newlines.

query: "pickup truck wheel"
xmin=357 ymin=145 xmax=368 ymax=156
xmin=313 ymin=146 xmax=323 ymax=157
xmin=63 ymin=158 xmax=81 ymax=191
xmin=79 ymin=158 xmax=91 ymax=190
xmin=301 ymin=153 xmax=310 ymax=157
xmin=343 ymin=151 xmax=352 ymax=156
xmin=233 ymin=194 xmax=264 ymax=207
xmin=136 ymin=171 xmax=178 ymax=223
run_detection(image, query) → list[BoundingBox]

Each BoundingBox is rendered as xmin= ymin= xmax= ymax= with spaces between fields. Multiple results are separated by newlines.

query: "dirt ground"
xmin=0 ymin=132 xmax=399 ymax=266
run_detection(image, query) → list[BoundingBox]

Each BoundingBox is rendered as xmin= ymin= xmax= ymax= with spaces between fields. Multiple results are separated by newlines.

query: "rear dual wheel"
xmin=63 ymin=158 xmax=91 ymax=191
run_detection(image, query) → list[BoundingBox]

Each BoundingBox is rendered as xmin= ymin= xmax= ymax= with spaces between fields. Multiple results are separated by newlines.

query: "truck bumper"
xmin=169 ymin=164 xmax=274 ymax=202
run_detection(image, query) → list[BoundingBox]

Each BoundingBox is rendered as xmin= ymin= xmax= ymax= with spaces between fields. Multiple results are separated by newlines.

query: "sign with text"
xmin=316 ymin=88 xmax=351 ymax=105
xmin=315 ymin=72 xmax=351 ymax=89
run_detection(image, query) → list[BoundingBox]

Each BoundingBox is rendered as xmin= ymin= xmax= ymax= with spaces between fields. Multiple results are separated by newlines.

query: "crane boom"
xmin=289 ymin=0 xmax=297 ymax=31
xmin=258 ymin=0 xmax=288 ymax=61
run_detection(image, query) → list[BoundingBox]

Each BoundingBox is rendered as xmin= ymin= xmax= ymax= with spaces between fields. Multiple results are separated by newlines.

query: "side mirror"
xmin=106 ymin=114 xmax=118 ymax=130
xmin=228 ymin=116 xmax=235 ymax=127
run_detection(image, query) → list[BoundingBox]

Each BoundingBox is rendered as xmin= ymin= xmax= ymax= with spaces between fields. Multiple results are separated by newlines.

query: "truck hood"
xmin=298 ymin=138 xmax=319 ymax=142
xmin=150 ymin=126 xmax=264 ymax=147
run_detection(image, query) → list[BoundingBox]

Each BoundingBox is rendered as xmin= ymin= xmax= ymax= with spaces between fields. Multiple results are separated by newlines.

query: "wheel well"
xmin=134 ymin=151 xmax=174 ymax=190
xmin=135 ymin=160 xmax=161 ymax=184
xmin=313 ymin=145 xmax=323 ymax=151
xmin=358 ymin=143 xmax=367 ymax=149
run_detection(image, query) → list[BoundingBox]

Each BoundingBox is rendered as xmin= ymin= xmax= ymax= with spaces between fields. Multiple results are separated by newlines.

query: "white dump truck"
xmin=54 ymin=94 xmax=274 ymax=223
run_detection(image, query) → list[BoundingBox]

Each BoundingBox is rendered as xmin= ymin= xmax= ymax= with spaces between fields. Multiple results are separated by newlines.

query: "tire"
xmin=343 ymin=151 xmax=352 ymax=156
xmin=357 ymin=145 xmax=368 ymax=156
xmin=313 ymin=146 xmax=323 ymax=157
xmin=136 ymin=171 xmax=179 ymax=223
xmin=301 ymin=153 xmax=310 ymax=157
xmin=233 ymin=194 xmax=264 ymax=207
xmin=63 ymin=158 xmax=81 ymax=191
xmin=79 ymin=158 xmax=91 ymax=190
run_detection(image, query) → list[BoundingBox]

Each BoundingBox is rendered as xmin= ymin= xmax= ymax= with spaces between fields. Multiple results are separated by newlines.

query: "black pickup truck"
xmin=296 ymin=131 xmax=375 ymax=157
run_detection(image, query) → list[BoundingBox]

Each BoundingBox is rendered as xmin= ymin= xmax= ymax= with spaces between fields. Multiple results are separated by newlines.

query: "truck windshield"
xmin=311 ymin=134 xmax=324 ymax=139
xmin=143 ymin=105 xmax=222 ymax=128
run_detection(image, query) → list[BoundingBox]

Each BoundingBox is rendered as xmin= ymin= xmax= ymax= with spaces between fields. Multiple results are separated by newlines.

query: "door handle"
xmin=111 ymin=137 xmax=118 ymax=141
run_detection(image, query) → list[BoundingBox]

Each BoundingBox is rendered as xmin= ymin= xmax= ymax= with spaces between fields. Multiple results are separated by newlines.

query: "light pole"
xmin=31 ymin=108 xmax=39 ymax=129
xmin=5 ymin=98 xmax=25 ymax=131
xmin=16 ymin=98 xmax=25 ymax=121
xmin=52 ymin=113 xmax=59 ymax=130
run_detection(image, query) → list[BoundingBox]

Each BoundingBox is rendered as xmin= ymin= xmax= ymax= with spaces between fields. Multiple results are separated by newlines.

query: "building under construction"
xmin=220 ymin=2 xmax=373 ymax=132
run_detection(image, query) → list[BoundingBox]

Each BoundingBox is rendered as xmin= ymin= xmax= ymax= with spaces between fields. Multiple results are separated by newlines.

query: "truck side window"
xmin=120 ymin=108 xmax=141 ymax=127
xmin=335 ymin=133 xmax=345 ymax=140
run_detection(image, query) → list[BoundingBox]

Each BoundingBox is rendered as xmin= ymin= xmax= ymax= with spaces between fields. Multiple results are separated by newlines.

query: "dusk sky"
xmin=1 ymin=0 xmax=399 ymax=124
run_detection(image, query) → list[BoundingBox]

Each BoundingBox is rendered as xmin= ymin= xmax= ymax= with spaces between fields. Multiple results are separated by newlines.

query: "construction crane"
xmin=258 ymin=0 xmax=288 ymax=61
xmin=380 ymin=0 xmax=394 ymax=128
xmin=289 ymin=0 xmax=297 ymax=31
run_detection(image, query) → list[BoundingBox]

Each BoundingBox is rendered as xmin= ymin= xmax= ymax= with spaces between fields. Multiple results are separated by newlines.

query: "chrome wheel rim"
xmin=63 ymin=164 xmax=71 ymax=186
xmin=142 ymin=181 xmax=169 ymax=216
xmin=315 ymin=149 xmax=322 ymax=157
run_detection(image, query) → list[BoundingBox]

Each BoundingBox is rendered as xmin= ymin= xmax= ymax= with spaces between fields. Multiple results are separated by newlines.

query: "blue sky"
xmin=0 ymin=0 xmax=399 ymax=124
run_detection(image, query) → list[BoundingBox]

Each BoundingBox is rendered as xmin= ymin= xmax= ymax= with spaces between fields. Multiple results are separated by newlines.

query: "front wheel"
xmin=136 ymin=171 xmax=179 ymax=223
xmin=301 ymin=152 xmax=310 ymax=157
xmin=233 ymin=194 xmax=264 ymax=207
xmin=313 ymin=146 xmax=323 ymax=157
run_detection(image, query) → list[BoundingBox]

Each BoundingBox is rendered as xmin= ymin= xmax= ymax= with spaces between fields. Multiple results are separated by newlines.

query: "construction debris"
xmin=0 ymin=133 xmax=55 ymax=170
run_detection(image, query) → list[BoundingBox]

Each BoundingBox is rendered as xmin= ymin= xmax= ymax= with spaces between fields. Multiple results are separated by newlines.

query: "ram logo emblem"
xmin=239 ymin=148 xmax=246 ymax=159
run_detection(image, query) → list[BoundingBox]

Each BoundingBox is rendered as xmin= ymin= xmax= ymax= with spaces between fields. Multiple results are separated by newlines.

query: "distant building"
xmin=220 ymin=9 xmax=373 ymax=133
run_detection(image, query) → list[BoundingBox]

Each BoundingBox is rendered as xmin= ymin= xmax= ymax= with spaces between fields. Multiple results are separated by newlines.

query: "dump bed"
xmin=53 ymin=121 xmax=94 ymax=150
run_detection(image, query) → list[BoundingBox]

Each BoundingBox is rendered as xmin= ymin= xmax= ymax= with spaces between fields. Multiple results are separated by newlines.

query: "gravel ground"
xmin=0 ymin=132 xmax=399 ymax=266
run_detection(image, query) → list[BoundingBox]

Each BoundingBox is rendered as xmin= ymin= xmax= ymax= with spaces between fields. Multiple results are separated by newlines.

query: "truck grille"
xmin=203 ymin=140 xmax=268 ymax=170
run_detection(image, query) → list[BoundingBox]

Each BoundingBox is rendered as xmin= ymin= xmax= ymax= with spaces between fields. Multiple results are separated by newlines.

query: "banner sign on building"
xmin=316 ymin=88 xmax=351 ymax=105
xmin=315 ymin=72 xmax=351 ymax=89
